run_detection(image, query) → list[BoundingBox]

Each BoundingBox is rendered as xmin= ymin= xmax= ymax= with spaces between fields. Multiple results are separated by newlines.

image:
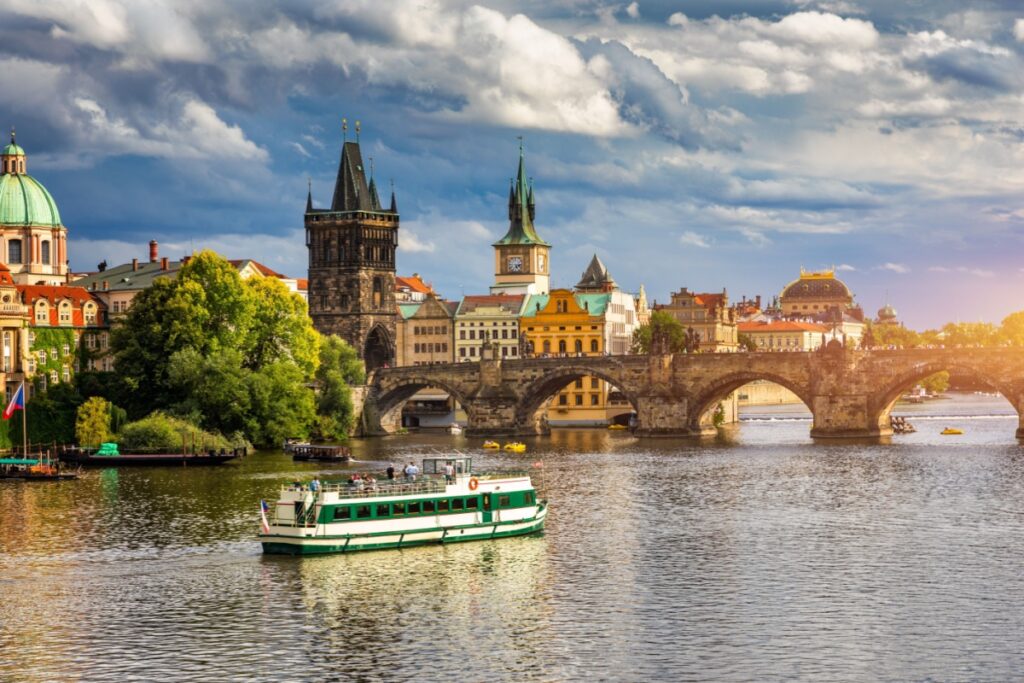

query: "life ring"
xmin=468 ymin=477 xmax=479 ymax=491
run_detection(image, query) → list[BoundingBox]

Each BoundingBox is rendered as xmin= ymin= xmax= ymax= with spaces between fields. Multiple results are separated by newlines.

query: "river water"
xmin=2 ymin=393 xmax=1023 ymax=682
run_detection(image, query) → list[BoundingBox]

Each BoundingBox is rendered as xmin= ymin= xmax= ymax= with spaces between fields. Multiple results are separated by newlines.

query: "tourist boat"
xmin=503 ymin=442 xmax=526 ymax=453
xmin=290 ymin=444 xmax=351 ymax=462
xmin=58 ymin=446 xmax=241 ymax=467
xmin=448 ymin=423 xmax=463 ymax=435
xmin=0 ymin=457 xmax=78 ymax=481
xmin=283 ymin=437 xmax=308 ymax=454
xmin=259 ymin=456 xmax=547 ymax=555
xmin=940 ymin=428 xmax=963 ymax=435
xmin=607 ymin=424 xmax=627 ymax=430
xmin=482 ymin=440 xmax=501 ymax=449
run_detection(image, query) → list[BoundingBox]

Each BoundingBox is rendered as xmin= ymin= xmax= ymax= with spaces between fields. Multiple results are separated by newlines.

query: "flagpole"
xmin=21 ymin=382 xmax=28 ymax=458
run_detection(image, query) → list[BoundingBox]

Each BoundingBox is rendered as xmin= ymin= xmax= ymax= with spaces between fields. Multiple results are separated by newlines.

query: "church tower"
xmin=306 ymin=126 xmax=398 ymax=371
xmin=490 ymin=144 xmax=550 ymax=295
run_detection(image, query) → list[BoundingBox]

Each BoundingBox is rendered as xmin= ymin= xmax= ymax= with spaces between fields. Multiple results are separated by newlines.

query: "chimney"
xmin=756 ymin=295 xmax=762 ymax=309
xmin=132 ymin=258 xmax=138 ymax=271
xmin=149 ymin=240 xmax=159 ymax=263
xmin=161 ymin=257 xmax=169 ymax=271
xmin=102 ymin=281 xmax=108 ymax=291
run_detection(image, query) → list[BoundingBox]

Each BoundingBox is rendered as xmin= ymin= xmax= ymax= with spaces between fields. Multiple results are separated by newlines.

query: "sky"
xmin=1 ymin=0 xmax=1023 ymax=330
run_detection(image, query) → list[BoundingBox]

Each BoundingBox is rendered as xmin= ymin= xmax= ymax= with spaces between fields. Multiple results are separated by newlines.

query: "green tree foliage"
xmin=315 ymin=336 xmax=365 ymax=440
xmin=118 ymin=412 xmax=235 ymax=452
xmin=9 ymin=384 xmax=82 ymax=447
xmin=75 ymin=396 xmax=112 ymax=447
xmin=632 ymin=311 xmax=687 ymax=354
xmin=110 ymin=250 xmax=324 ymax=447
xmin=738 ymin=333 xmax=758 ymax=352
xmin=1000 ymin=311 xmax=1024 ymax=347
xmin=940 ymin=322 xmax=999 ymax=347
xmin=920 ymin=371 xmax=950 ymax=395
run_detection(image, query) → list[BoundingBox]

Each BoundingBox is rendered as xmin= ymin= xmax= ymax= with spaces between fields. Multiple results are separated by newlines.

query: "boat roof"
xmin=0 ymin=458 xmax=40 ymax=465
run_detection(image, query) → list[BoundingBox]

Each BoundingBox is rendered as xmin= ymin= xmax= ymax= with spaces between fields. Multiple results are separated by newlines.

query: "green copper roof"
xmin=398 ymin=303 xmax=422 ymax=319
xmin=493 ymin=146 xmax=550 ymax=247
xmin=0 ymin=173 xmax=62 ymax=227
xmin=524 ymin=293 xmax=610 ymax=317
xmin=2 ymin=142 xmax=25 ymax=156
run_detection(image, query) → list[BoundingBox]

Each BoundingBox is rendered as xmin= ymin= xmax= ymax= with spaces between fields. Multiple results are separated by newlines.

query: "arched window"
xmin=8 ymin=240 xmax=22 ymax=264
xmin=558 ymin=340 xmax=567 ymax=354
xmin=372 ymin=277 xmax=383 ymax=308
xmin=574 ymin=339 xmax=583 ymax=354
xmin=542 ymin=340 xmax=551 ymax=354
xmin=41 ymin=240 xmax=51 ymax=265
xmin=591 ymin=339 xmax=599 ymax=353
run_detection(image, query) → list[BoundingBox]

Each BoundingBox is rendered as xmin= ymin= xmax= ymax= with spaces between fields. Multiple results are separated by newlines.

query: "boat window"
xmin=376 ymin=504 xmax=390 ymax=517
xmin=482 ymin=496 xmax=491 ymax=511
xmin=466 ymin=497 xmax=479 ymax=509
xmin=408 ymin=502 xmax=421 ymax=514
xmin=333 ymin=507 xmax=351 ymax=521
xmin=355 ymin=505 xmax=372 ymax=519
xmin=438 ymin=499 xmax=449 ymax=512
xmin=393 ymin=502 xmax=405 ymax=515
xmin=499 ymin=495 xmax=510 ymax=507
xmin=423 ymin=500 xmax=435 ymax=513
xmin=452 ymin=498 xmax=464 ymax=511
xmin=525 ymin=492 xmax=534 ymax=505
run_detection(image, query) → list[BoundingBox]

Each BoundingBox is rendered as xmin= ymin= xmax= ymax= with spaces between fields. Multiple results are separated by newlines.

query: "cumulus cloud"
xmin=876 ymin=262 xmax=910 ymax=274
xmin=836 ymin=263 xmax=856 ymax=271
xmin=679 ymin=231 xmax=710 ymax=248
xmin=1015 ymin=19 xmax=1024 ymax=42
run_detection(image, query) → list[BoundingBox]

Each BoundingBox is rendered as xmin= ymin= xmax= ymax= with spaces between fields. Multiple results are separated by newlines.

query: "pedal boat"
xmin=259 ymin=456 xmax=547 ymax=555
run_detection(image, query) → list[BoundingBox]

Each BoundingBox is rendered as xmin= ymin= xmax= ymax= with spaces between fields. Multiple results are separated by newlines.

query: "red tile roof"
xmin=739 ymin=321 xmax=828 ymax=333
xmin=296 ymin=278 xmax=308 ymax=291
xmin=395 ymin=275 xmax=434 ymax=294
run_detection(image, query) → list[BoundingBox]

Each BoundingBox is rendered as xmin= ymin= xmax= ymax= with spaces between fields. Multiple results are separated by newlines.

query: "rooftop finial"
xmin=355 ymin=120 xmax=361 ymax=142
xmin=342 ymin=117 xmax=348 ymax=142
xmin=369 ymin=156 xmax=375 ymax=179
xmin=9 ymin=126 xmax=14 ymax=144
xmin=517 ymin=134 xmax=524 ymax=157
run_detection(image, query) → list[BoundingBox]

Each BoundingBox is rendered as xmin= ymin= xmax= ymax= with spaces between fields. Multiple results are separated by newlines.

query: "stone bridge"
xmin=363 ymin=346 xmax=1024 ymax=439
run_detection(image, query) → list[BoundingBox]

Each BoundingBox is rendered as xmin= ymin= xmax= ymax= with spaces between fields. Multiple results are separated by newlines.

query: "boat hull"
xmin=57 ymin=453 xmax=238 ymax=467
xmin=261 ymin=505 xmax=547 ymax=556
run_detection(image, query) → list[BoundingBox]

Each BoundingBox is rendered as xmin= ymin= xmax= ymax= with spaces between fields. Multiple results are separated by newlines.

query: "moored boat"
xmin=290 ymin=444 xmax=351 ymax=462
xmin=482 ymin=440 xmax=501 ymax=449
xmin=0 ymin=457 xmax=78 ymax=480
xmin=259 ymin=456 xmax=547 ymax=555
xmin=58 ymin=446 xmax=241 ymax=466
xmin=447 ymin=423 xmax=463 ymax=435
xmin=940 ymin=427 xmax=963 ymax=435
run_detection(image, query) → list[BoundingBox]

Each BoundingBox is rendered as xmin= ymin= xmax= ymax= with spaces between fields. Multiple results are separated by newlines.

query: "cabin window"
xmin=525 ymin=492 xmax=534 ymax=505
xmin=437 ymin=499 xmax=449 ymax=512
xmin=482 ymin=496 xmax=491 ymax=511
xmin=393 ymin=503 xmax=405 ymax=515
xmin=355 ymin=505 xmax=371 ymax=519
xmin=408 ymin=502 xmax=421 ymax=514
xmin=376 ymin=504 xmax=390 ymax=517
xmin=499 ymin=495 xmax=510 ymax=507
xmin=466 ymin=497 xmax=478 ymax=509
xmin=452 ymin=498 xmax=464 ymax=511
xmin=423 ymin=500 xmax=435 ymax=513
xmin=333 ymin=507 xmax=351 ymax=521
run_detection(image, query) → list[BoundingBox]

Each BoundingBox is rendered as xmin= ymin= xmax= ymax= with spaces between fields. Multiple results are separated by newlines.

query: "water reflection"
xmin=1 ymin=394 xmax=1022 ymax=681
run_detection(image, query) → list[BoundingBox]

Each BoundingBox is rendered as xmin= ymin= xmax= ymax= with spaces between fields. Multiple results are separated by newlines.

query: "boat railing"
xmin=281 ymin=471 xmax=534 ymax=499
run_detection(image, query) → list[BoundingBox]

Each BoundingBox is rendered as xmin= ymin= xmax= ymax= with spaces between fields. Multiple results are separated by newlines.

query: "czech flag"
xmin=2 ymin=382 xmax=24 ymax=421
xmin=259 ymin=500 xmax=271 ymax=533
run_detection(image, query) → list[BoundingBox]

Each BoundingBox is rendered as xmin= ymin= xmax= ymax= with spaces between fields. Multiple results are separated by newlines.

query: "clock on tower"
xmin=508 ymin=256 xmax=523 ymax=272
xmin=490 ymin=143 xmax=551 ymax=295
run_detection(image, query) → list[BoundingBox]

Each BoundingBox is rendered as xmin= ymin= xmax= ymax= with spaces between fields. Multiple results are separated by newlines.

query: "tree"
xmin=244 ymin=275 xmax=319 ymax=375
xmin=920 ymin=371 xmax=950 ymax=395
xmin=316 ymin=336 xmax=365 ymax=439
xmin=632 ymin=312 xmax=687 ymax=354
xmin=1000 ymin=310 xmax=1024 ymax=347
xmin=76 ymin=397 xmax=112 ymax=447
xmin=871 ymin=323 xmax=921 ymax=348
xmin=738 ymin=333 xmax=757 ymax=352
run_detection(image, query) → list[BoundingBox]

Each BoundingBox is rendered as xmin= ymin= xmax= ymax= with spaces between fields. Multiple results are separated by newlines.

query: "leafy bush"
xmin=117 ymin=412 xmax=237 ymax=452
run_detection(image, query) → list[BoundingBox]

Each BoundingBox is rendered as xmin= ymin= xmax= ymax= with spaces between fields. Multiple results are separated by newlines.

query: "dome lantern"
xmin=2 ymin=128 xmax=27 ymax=175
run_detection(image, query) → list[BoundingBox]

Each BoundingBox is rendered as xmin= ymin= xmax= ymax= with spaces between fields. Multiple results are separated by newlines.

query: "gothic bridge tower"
xmin=306 ymin=129 xmax=398 ymax=371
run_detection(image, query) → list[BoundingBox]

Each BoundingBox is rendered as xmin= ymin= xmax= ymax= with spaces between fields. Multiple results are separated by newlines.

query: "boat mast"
xmin=21 ymin=382 xmax=27 ymax=458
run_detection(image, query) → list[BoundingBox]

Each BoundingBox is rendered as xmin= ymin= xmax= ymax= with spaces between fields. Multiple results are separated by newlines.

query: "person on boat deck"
xmin=404 ymin=461 xmax=419 ymax=482
xmin=386 ymin=463 xmax=396 ymax=480
xmin=310 ymin=477 xmax=321 ymax=493
xmin=363 ymin=474 xmax=377 ymax=491
xmin=444 ymin=461 xmax=455 ymax=484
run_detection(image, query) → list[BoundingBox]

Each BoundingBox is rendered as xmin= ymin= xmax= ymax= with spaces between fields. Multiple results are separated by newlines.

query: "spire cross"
xmin=342 ymin=117 xmax=348 ymax=141
xmin=369 ymin=156 xmax=375 ymax=179
xmin=9 ymin=126 xmax=14 ymax=143
xmin=517 ymin=135 xmax=524 ymax=156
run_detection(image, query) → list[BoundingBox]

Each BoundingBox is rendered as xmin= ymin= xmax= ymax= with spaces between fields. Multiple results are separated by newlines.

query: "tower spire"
xmin=389 ymin=178 xmax=397 ymax=213
xmin=493 ymin=138 xmax=549 ymax=248
xmin=306 ymin=177 xmax=313 ymax=212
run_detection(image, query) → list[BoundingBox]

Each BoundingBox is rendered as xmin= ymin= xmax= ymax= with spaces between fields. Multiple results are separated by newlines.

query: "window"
xmin=460 ymin=330 xmax=466 ymax=339
xmin=333 ymin=507 xmax=351 ymax=520
xmin=50 ymin=370 xmax=59 ymax=384
xmin=459 ymin=347 xmax=466 ymax=357
xmin=36 ymin=304 xmax=48 ymax=323
xmin=393 ymin=503 xmax=405 ymax=515
xmin=498 ymin=495 xmax=510 ymax=507
xmin=558 ymin=340 xmax=567 ymax=354
xmin=575 ymin=340 xmax=583 ymax=354
xmin=62 ymin=343 xmax=70 ymax=356
xmin=62 ymin=367 xmax=70 ymax=383
xmin=8 ymin=240 xmax=22 ymax=264
xmin=423 ymin=500 xmax=435 ymax=513
xmin=355 ymin=505 xmax=372 ymax=519
xmin=452 ymin=498 xmax=464 ymax=511
xmin=591 ymin=339 xmax=599 ymax=353
xmin=591 ymin=394 xmax=600 ymax=406
xmin=574 ymin=378 xmax=583 ymax=389
xmin=407 ymin=501 xmax=421 ymax=514
xmin=376 ymin=504 xmax=390 ymax=517
xmin=37 ymin=350 xmax=46 ymax=364
xmin=41 ymin=240 xmax=50 ymax=265
xmin=591 ymin=378 xmax=599 ymax=389
xmin=542 ymin=340 xmax=551 ymax=354
xmin=575 ymin=394 xmax=583 ymax=406
xmin=438 ymin=499 xmax=449 ymax=512
xmin=466 ymin=497 xmax=478 ymax=509
xmin=525 ymin=492 xmax=534 ymax=505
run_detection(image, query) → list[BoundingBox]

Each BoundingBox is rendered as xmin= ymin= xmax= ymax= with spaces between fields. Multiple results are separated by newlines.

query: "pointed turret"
xmin=305 ymin=178 xmax=313 ymax=213
xmin=330 ymin=141 xmax=373 ymax=212
xmin=389 ymin=187 xmax=398 ymax=214
xmin=368 ymin=176 xmax=382 ymax=211
xmin=493 ymin=143 xmax=549 ymax=247
xmin=575 ymin=253 xmax=617 ymax=292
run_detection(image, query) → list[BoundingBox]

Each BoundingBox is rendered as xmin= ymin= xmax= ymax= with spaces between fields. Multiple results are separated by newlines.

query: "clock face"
xmin=538 ymin=254 xmax=545 ymax=272
xmin=508 ymin=256 xmax=523 ymax=273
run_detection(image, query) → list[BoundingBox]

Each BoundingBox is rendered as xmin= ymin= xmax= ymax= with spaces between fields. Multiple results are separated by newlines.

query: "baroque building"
xmin=0 ymin=132 xmax=69 ymax=285
xmin=306 ymin=135 xmax=398 ymax=371
xmin=656 ymin=287 xmax=739 ymax=352
xmin=490 ymin=145 xmax=550 ymax=296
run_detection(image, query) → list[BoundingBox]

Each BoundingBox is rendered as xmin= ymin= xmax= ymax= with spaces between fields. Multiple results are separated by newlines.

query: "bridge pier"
xmin=464 ymin=396 xmax=526 ymax=436
xmin=808 ymin=394 xmax=893 ymax=439
xmin=633 ymin=395 xmax=705 ymax=437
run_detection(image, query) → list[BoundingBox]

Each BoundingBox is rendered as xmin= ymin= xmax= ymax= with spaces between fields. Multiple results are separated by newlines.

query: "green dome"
xmin=0 ymin=173 xmax=62 ymax=227
xmin=2 ymin=142 xmax=25 ymax=156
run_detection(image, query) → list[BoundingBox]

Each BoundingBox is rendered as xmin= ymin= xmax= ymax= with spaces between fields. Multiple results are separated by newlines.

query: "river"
xmin=2 ymin=393 xmax=1023 ymax=682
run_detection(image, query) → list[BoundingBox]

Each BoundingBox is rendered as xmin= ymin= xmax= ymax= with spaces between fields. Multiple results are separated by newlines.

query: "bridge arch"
xmin=514 ymin=364 xmax=639 ymax=434
xmin=687 ymin=370 xmax=814 ymax=434
xmin=869 ymin=360 xmax=1022 ymax=436
xmin=371 ymin=376 xmax=474 ymax=433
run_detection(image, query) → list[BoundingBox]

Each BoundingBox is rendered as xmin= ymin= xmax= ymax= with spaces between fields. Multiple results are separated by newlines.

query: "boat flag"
xmin=259 ymin=500 xmax=271 ymax=533
xmin=2 ymin=382 xmax=24 ymax=421
xmin=532 ymin=461 xmax=543 ymax=468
